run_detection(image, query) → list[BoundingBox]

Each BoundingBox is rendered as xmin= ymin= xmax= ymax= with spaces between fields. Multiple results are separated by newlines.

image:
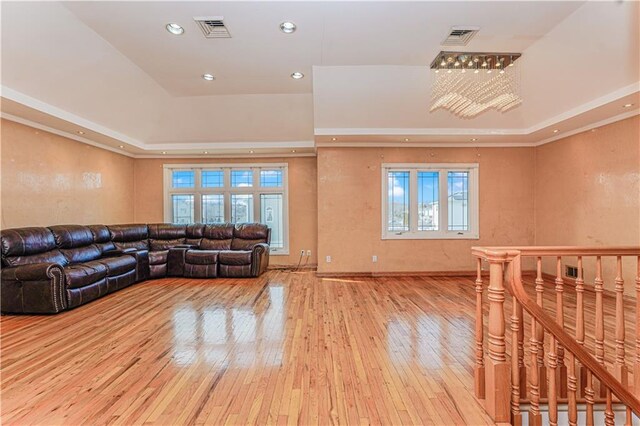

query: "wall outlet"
xmin=306 ymin=250 xmax=312 ymax=257
xmin=326 ymin=255 xmax=332 ymax=263
xmin=300 ymin=249 xmax=305 ymax=256
xmin=372 ymin=255 xmax=378 ymax=263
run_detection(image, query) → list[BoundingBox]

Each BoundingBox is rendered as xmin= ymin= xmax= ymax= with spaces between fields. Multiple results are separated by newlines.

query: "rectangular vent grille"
xmin=566 ymin=265 xmax=579 ymax=279
xmin=194 ymin=16 xmax=231 ymax=38
xmin=442 ymin=26 xmax=479 ymax=46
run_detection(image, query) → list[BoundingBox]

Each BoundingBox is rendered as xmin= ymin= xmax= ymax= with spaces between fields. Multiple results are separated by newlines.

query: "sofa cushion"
xmin=49 ymin=225 xmax=95 ymax=248
xmin=185 ymin=250 xmax=218 ymax=265
xmin=186 ymin=224 xmax=205 ymax=239
xmin=108 ymin=224 xmax=149 ymax=251
xmin=60 ymin=245 xmax=102 ymax=264
xmin=201 ymin=224 xmax=234 ymax=250
xmin=200 ymin=238 xmax=232 ymax=250
xmin=148 ymin=224 xmax=186 ymax=240
xmin=108 ymin=224 xmax=149 ymax=242
xmin=231 ymin=223 xmax=269 ymax=250
xmin=1 ymin=227 xmax=56 ymax=258
xmin=97 ymin=255 xmax=137 ymax=276
xmin=64 ymin=261 xmax=108 ymax=289
xmin=149 ymin=250 xmax=168 ymax=265
xmin=88 ymin=225 xmax=116 ymax=253
xmin=150 ymin=239 xmax=185 ymax=251
xmin=218 ymin=250 xmax=252 ymax=265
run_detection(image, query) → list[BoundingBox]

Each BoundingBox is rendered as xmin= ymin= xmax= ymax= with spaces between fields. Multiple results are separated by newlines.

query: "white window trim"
xmin=163 ymin=163 xmax=289 ymax=255
xmin=381 ymin=163 xmax=479 ymax=240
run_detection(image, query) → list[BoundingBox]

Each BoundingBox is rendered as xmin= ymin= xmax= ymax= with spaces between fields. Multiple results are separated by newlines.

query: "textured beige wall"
xmin=0 ymin=119 xmax=135 ymax=228
xmin=133 ymin=157 xmax=318 ymax=266
xmin=535 ymin=116 xmax=640 ymax=290
xmin=316 ymin=146 xmax=537 ymax=274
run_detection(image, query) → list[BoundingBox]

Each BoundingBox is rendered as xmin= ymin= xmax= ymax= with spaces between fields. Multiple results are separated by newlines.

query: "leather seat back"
xmin=200 ymin=224 xmax=234 ymax=250
xmin=148 ymin=224 xmax=186 ymax=251
xmin=49 ymin=225 xmax=102 ymax=264
xmin=88 ymin=225 xmax=116 ymax=253
xmin=186 ymin=224 xmax=205 ymax=247
xmin=108 ymin=224 xmax=149 ymax=250
xmin=231 ymin=223 xmax=271 ymax=250
xmin=1 ymin=227 xmax=68 ymax=267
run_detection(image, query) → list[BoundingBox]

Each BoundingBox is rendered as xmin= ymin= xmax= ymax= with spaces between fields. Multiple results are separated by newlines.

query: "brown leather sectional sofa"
xmin=0 ymin=223 xmax=270 ymax=314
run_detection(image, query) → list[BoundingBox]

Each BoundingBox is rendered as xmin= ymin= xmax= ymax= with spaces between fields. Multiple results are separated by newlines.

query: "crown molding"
xmin=533 ymin=109 xmax=639 ymax=147
xmin=0 ymin=112 xmax=136 ymax=158
xmin=1 ymin=86 xmax=145 ymax=149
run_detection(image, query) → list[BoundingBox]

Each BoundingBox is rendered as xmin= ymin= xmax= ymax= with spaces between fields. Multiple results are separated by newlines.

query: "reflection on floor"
xmin=0 ymin=271 xmax=494 ymax=425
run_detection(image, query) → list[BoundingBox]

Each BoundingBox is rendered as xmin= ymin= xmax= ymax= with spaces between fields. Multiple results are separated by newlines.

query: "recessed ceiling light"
xmin=166 ymin=23 xmax=184 ymax=35
xmin=280 ymin=21 xmax=296 ymax=34
xmin=471 ymin=138 xmax=477 ymax=142
xmin=162 ymin=151 xmax=167 ymax=154
xmin=77 ymin=130 xmax=85 ymax=135
xmin=202 ymin=73 xmax=215 ymax=81
xmin=623 ymin=103 xmax=634 ymax=108
xmin=291 ymin=72 xmax=304 ymax=79
xmin=292 ymin=149 xmax=296 ymax=153
xmin=404 ymin=138 xmax=410 ymax=142
xmin=119 ymin=145 xmax=124 ymax=149
xmin=331 ymin=137 xmax=337 ymax=141
xmin=553 ymin=129 xmax=559 ymax=133
xmin=250 ymin=150 xmax=254 ymax=154
xmin=204 ymin=151 xmax=208 ymax=154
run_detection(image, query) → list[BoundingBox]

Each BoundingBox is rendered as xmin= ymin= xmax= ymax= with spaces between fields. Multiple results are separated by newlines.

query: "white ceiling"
xmin=1 ymin=1 xmax=638 ymax=156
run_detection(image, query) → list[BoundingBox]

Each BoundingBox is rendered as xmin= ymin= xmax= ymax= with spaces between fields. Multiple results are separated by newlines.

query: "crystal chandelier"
xmin=430 ymin=51 xmax=522 ymax=118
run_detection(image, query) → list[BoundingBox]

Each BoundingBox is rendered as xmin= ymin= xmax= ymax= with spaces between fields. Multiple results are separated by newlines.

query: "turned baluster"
xmin=485 ymin=258 xmax=509 ymax=422
xmin=585 ymin=370 xmax=595 ymax=426
xmin=567 ymin=352 xmax=577 ymax=426
xmin=604 ymin=388 xmax=615 ymax=426
xmin=595 ymin=256 xmax=606 ymax=397
xmin=528 ymin=322 xmax=542 ymax=426
xmin=474 ymin=257 xmax=485 ymax=399
xmin=625 ymin=407 xmax=632 ymax=426
xmin=575 ymin=256 xmax=587 ymax=397
xmin=614 ymin=256 xmax=628 ymax=386
xmin=636 ymin=256 xmax=640 ymax=398
xmin=547 ymin=335 xmax=558 ymax=426
xmin=535 ymin=257 xmax=547 ymax=398
xmin=510 ymin=296 xmax=522 ymax=426
xmin=555 ymin=257 xmax=567 ymax=398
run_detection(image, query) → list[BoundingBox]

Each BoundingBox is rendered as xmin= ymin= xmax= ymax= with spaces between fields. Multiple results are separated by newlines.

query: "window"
xmin=382 ymin=163 xmax=479 ymax=239
xmin=164 ymin=164 xmax=289 ymax=254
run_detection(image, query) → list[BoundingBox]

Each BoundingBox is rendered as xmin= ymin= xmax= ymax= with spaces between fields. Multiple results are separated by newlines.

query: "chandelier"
xmin=430 ymin=51 xmax=522 ymax=118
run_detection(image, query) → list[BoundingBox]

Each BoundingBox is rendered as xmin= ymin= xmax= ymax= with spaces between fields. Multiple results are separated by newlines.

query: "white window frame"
xmin=381 ymin=163 xmax=479 ymax=240
xmin=163 ymin=163 xmax=289 ymax=255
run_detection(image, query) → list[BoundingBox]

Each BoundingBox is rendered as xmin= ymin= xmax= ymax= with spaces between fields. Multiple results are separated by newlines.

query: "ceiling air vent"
xmin=441 ymin=26 xmax=480 ymax=46
xmin=193 ymin=16 xmax=231 ymax=38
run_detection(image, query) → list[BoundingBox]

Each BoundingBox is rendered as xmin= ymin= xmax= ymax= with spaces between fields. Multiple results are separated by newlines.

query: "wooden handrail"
xmin=507 ymin=252 xmax=640 ymax=415
xmin=473 ymin=246 xmax=640 ymax=259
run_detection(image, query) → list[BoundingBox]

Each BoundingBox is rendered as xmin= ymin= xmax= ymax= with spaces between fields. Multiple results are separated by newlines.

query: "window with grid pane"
xmin=164 ymin=165 xmax=289 ymax=253
xmin=382 ymin=164 xmax=478 ymax=239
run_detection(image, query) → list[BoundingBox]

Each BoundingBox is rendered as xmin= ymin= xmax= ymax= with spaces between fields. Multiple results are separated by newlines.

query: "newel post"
xmin=484 ymin=254 xmax=510 ymax=422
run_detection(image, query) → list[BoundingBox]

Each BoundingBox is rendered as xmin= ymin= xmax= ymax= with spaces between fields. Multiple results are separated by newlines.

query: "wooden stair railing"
xmin=472 ymin=246 xmax=640 ymax=425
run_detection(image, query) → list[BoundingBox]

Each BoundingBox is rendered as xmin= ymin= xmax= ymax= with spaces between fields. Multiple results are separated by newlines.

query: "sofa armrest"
xmin=102 ymin=248 xmax=150 ymax=282
xmin=251 ymin=243 xmax=270 ymax=277
xmin=1 ymin=263 xmax=67 ymax=314
xmin=167 ymin=247 xmax=190 ymax=277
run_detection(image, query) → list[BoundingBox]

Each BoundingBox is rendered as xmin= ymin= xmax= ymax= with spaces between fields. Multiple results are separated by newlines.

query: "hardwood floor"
xmin=0 ymin=271 xmax=494 ymax=425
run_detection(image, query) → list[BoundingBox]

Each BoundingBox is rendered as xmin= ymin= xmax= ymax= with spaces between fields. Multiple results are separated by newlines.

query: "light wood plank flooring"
xmin=1 ymin=271 xmax=494 ymax=425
